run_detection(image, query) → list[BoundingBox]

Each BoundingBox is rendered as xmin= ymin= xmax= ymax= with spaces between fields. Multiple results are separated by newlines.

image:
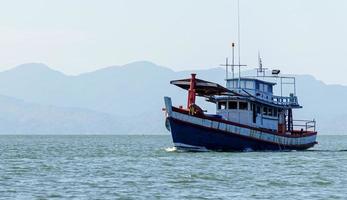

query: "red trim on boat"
xmin=172 ymin=107 xmax=317 ymax=138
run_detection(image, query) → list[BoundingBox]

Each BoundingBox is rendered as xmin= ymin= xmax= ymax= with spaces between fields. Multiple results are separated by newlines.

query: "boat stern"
xmin=163 ymin=96 xmax=174 ymax=132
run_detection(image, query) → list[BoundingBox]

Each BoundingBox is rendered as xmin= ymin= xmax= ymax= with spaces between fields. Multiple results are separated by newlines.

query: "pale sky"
xmin=0 ymin=0 xmax=346 ymax=84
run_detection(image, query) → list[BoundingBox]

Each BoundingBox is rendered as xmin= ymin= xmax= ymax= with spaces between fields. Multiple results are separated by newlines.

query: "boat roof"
xmin=171 ymin=77 xmax=301 ymax=108
xmin=226 ymin=77 xmax=277 ymax=85
xmin=170 ymin=78 xmax=235 ymax=97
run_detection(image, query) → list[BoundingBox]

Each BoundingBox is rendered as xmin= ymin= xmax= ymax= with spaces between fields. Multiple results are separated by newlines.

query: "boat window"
xmin=240 ymin=81 xmax=245 ymax=88
xmin=268 ymin=108 xmax=273 ymax=116
xmin=250 ymin=103 xmax=254 ymax=111
xmin=259 ymin=83 xmax=264 ymax=92
xmin=239 ymin=102 xmax=248 ymax=110
xmin=228 ymin=101 xmax=237 ymax=109
xmin=241 ymin=80 xmax=249 ymax=89
xmin=263 ymin=107 xmax=268 ymax=115
xmin=228 ymin=80 xmax=237 ymax=88
xmin=274 ymin=108 xmax=278 ymax=117
xmin=218 ymin=101 xmax=227 ymax=110
xmin=234 ymin=81 xmax=239 ymax=88
xmin=232 ymin=80 xmax=237 ymax=88
xmin=264 ymin=84 xmax=269 ymax=93
xmin=256 ymin=105 xmax=261 ymax=114
xmin=245 ymin=81 xmax=254 ymax=89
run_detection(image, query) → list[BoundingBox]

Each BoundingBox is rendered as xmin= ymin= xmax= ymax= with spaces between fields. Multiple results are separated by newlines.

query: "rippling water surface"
xmin=0 ymin=135 xmax=346 ymax=199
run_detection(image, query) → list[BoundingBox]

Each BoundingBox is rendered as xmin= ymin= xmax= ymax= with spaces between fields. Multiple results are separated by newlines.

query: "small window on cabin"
xmin=259 ymin=83 xmax=264 ymax=92
xmin=239 ymin=102 xmax=248 ymax=110
xmin=231 ymin=80 xmax=237 ymax=88
xmin=268 ymin=108 xmax=273 ymax=116
xmin=264 ymin=84 xmax=269 ymax=93
xmin=227 ymin=81 xmax=233 ymax=88
xmin=228 ymin=101 xmax=238 ymax=109
xmin=274 ymin=108 xmax=278 ymax=117
xmin=218 ymin=101 xmax=227 ymax=110
xmin=241 ymin=81 xmax=246 ymax=88
xmin=256 ymin=82 xmax=260 ymax=90
xmin=256 ymin=106 xmax=261 ymax=114
xmin=246 ymin=81 xmax=254 ymax=89
xmin=263 ymin=107 xmax=268 ymax=115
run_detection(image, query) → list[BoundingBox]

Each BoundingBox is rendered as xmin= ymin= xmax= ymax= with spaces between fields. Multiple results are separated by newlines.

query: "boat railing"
xmin=272 ymin=95 xmax=298 ymax=106
xmin=230 ymin=88 xmax=300 ymax=106
xmin=292 ymin=119 xmax=316 ymax=132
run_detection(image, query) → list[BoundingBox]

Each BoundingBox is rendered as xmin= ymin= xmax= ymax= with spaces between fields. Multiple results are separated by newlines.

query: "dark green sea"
xmin=0 ymin=135 xmax=346 ymax=199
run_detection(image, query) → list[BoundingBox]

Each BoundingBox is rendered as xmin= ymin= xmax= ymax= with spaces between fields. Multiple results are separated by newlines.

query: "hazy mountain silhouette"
xmin=0 ymin=95 xmax=124 ymax=134
xmin=0 ymin=61 xmax=345 ymax=134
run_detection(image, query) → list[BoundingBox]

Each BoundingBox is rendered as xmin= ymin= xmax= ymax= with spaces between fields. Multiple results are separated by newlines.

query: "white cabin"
xmin=227 ymin=78 xmax=275 ymax=102
xmin=214 ymin=78 xmax=290 ymax=131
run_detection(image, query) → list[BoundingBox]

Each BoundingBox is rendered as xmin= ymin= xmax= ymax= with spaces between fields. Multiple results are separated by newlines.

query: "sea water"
xmin=0 ymin=135 xmax=346 ymax=199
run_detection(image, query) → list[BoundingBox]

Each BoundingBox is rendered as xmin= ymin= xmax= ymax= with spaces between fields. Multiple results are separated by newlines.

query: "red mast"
xmin=187 ymin=73 xmax=196 ymax=109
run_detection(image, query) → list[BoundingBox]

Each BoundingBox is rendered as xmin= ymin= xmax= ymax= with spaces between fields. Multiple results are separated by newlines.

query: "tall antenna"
xmin=237 ymin=0 xmax=241 ymax=88
xmin=221 ymin=0 xmax=246 ymax=89
xmin=225 ymin=57 xmax=229 ymax=80
xmin=232 ymin=43 xmax=235 ymax=85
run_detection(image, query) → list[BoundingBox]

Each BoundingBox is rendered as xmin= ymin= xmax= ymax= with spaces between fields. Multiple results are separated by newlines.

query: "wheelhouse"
xmin=227 ymin=78 xmax=275 ymax=101
xmin=210 ymin=76 xmax=314 ymax=134
xmin=215 ymin=97 xmax=284 ymax=131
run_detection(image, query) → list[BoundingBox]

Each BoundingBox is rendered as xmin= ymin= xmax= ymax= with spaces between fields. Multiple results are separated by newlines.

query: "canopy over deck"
xmin=170 ymin=78 xmax=234 ymax=97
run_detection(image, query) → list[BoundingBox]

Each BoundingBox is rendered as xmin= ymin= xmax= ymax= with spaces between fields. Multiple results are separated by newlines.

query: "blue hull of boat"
xmin=168 ymin=117 xmax=314 ymax=151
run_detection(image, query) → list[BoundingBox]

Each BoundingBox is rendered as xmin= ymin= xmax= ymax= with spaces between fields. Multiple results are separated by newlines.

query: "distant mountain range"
xmin=0 ymin=61 xmax=345 ymax=134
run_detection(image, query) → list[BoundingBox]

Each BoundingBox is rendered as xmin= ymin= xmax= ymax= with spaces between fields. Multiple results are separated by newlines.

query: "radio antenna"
xmin=221 ymin=0 xmax=247 ymax=89
xmin=232 ymin=43 xmax=235 ymax=81
xmin=237 ymin=0 xmax=242 ymax=88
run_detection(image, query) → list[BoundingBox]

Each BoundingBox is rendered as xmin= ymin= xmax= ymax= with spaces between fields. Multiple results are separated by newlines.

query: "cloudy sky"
xmin=0 ymin=0 xmax=346 ymax=84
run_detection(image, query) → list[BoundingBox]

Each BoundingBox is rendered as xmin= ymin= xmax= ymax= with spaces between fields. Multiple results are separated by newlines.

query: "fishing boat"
xmin=163 ymin=46 xmax=317 ymax=151
xmin=163 ymin=0 xmax=317 ymax=151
